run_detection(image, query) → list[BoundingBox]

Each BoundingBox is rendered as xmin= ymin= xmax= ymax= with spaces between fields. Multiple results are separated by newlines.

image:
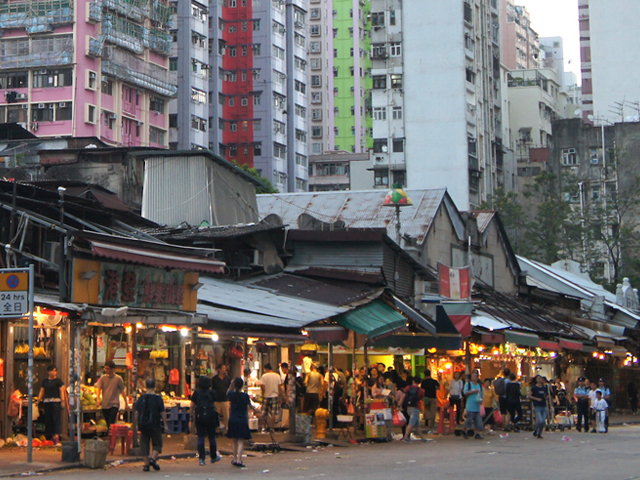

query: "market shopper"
xmin=190 ymin=375 xmax=221 ymax=466
xmin=482 ymin=378 xmax=497 ymax=429
xmin=462 ymin=371 xmax=484 ymax=439
xmin=593 ymin=390 xmax=609 ymax=433
xmin=95 ymin=360 xmax=128 ymax=429
xmin=449 ymin=371 xmax=464 ymax=424
xmin=37 ymin=365 xmax=69 ymax=446
xmin=589 ymin=381 xmax=599 ymax=433
xmin=259 ymin=363 xmax=283 ymax=432
xmin=493 ymin=368 xmax=511 ymax=427
xmin=135 ymin=378 xmax=167 ymax=472
xmin=505 ymin=373 xmax=522 ymax=431
xmin=305 ymin=363 xmax=323 ymax=416
xmin=421 ymin=370 xmax=439 ymax=429
xmin=211 ymin=364 xmax=231 ymax=432
xmin=402 ymin=375 xmax=428 ymax=443
xmin=597 ymin=378 xmax=611 ymax=433
xmin=529 ymin=375 xmax=548 ymax=439
xmin=574 ymin=377 xmax=591 ymax=432
xmin=227 ymin=377 xmax=256 ymax=468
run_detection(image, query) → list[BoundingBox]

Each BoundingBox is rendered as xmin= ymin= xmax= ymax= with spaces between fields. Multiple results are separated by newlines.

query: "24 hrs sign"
xmin=0 ymin=270 xmax=29 ymax=317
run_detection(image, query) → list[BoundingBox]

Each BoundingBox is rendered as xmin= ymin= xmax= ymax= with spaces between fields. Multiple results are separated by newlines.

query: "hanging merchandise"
xmin=228 ymin=344 xmax=244 ymax=359
xmin=300 ymin=341 xmax=319 ymax=357
xmin=0 ymin=357 xmax=4 ymax=381
xmin=168 ymin=368 xmax=180 ymax=385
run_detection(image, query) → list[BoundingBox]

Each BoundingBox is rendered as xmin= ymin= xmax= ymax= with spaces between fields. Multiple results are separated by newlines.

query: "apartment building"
xmin=579 ymin=0 xmax=640 ymax=124
xmin=366 ymin=1 xmax=505 ymax=209
xmin=0 ymin=0 xmax=174 ymax=147
xmin=500 ymin=0 xmax=540 ymax=71
xmin=207 ymin=0 xmax=309 ymax=193
xmin=307 ymin=0 xmax=371 ymax=156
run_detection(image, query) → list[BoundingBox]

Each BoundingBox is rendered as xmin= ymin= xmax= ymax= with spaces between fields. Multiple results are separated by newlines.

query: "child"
xmin=592 ymin=390 xmax=609 ymax=434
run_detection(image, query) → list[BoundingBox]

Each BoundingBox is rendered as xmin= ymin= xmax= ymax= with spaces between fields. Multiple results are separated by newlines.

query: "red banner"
xmin=438 ymin=263 xmax=470 ymax=300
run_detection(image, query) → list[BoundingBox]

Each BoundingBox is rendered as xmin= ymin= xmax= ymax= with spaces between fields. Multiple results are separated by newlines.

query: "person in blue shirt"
xmin=596 ymin=378 xmax=611 ymax=433
xmin=462 ymin=370 xmax=484 ymax=439
xmin=574 ymin=377 xmax=590 ymax=432
xmin=529 ymin=375 xmax=548 ymax=439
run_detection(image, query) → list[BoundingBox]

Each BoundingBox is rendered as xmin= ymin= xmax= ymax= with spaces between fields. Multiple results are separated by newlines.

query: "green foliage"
xmin=232 ymin=161 xmax=279 ymax=194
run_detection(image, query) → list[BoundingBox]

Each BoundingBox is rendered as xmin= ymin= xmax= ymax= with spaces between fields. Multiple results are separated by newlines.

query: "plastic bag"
xmin=392 ymin=410 xmax=406 ymax=427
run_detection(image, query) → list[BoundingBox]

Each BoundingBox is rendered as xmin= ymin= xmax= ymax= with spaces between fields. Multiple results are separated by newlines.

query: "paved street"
xmin=30 ymin=425 xmax=640 ymax=480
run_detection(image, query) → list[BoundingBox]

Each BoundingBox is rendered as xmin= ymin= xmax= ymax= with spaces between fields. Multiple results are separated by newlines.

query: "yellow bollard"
xmin=315 ymin=408 xmax=329 ymax=438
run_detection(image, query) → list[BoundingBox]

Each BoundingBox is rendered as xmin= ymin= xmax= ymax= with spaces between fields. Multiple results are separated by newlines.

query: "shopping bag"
xmin=392 ymin=410 xmax=406 ymax=427
xmin=346 ymin=399 xmax=355 ymax=415
xmin=493 ymin=408 xmax=503 ymax=426
xmin=480 ymin=404 xmax=486 ymax=417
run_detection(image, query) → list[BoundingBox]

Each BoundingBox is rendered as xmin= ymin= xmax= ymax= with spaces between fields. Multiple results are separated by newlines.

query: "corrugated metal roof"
xmin=473 ymin=211 xmax=495 ymax=233
xmin=257 ymin=188 xmax=450 ymax=245
xmin=197 ymin=276 xmax=348 ymax=326
xmin=197 ymin=304 xmax=310 ymax=329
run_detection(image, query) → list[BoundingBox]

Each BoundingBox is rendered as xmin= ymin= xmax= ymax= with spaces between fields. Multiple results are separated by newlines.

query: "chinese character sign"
xmin=98 ymin=263 xmax=186 ymax=309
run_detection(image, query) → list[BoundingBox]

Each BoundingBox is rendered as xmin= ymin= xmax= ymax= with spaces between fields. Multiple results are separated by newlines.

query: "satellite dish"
xmin=574 ymin=109 xmax=582 ymax=117
xmin=587 ymin=114 xmax=595 ymax=122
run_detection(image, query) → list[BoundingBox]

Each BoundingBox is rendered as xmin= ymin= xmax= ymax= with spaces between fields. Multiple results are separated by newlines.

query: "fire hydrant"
xmin=315 ymin=408 xmax=329 ymax=438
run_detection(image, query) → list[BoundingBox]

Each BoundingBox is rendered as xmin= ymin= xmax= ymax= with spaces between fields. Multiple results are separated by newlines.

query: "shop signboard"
xmin=71 ymin=258 xmax=200 ymax=311
xmin=0 ymin=269 xmax=29 ymax=317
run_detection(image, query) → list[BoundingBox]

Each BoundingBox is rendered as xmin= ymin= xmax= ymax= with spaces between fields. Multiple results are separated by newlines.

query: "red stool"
xmin=108 ymin=424 xmax=133 ymax=455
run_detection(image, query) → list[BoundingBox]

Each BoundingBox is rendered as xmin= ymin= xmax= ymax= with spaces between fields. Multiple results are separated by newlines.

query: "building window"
xmin=562 ymin=148 xmax=578 ymax=165
xmin=390 ymin=10 xmax=396 ymax=25
xmin=310 ymin=8 xmax=320 ymax=19
xmin=150 ymin=96 xmax=166 ymax=113
xmin=295 ymin=104 xmax=306 ymax=118
xmin=229 ymin=146 xmax=237 ymax=157
xmin=150 ymin=127 xmax=166 ymax=145
xmin=374 ymin=169 xmax=389 ymax=186
xmin=274 ymin=142 xmax=286 ymax=159
xmin=390 ymin=42 xmax=401 ymax=57
xmin=191 ymin=88 xmax=206 ymax=104
xmin=310 ymin=24 xmax=320 ymax=36
xmin=311 ymin=92 xmax=322 ymax=103
xmin=311 ymin=126 xmax=322 ymax=138
xmin=33 ymin=68 xmax=72 ymax=88
xmin=466 ymin=67 xmax=475 ymax=84
xmin=252 ymin=44 xmax=261 ymax=55
xmin=371 ymin=12 xmax=384 ymax=26
xmin=373 ymin=75 xmax=386 ymax=89
xmin=229 ymin=0 xmax=236 ymax=6
xmin=295 ymin=80 xmax=306 ymax=94
xmin=311 ymin=108 xmax=322 ymax=120
xmin=253 ymin=19 xmax=260 ymax=30
xmin=295 ymin=129 xmax=307 ymax=143
xmin=254 ymin=143 xmax=262 ymax=155
xmin=312 ymin=143 xmax=322 ymax=154
xmin=393 ymin=138 xmax=404 ymax=153
xmin=373 ymin=139 xmax=388 ymax=153
xmin=295 ymin=153 xmax=307 ymax=166
xmin=295 ymin=56 xmax=306 ymax=70
xmin=253 ymin=93 xmax=261 ymax=105
xmin=311 ymin=75 xmax=321 ymax=87
xmin=294 ymin=33 xmax=305 ymax=47
xmin=310 ymin=58 xmax=321 ymax=70
xmin=273 ymin=45 xmax=285 ymax=59
xmin=191 ymin=115 xmax=207 ymax=131
xmin=253 ymin=69 xmax=261 ymax=80
xmin=86 ymin=70 xmax=97 ymax=90
xmin=392 ymin=106 xmax=402 ymax=120
xmin=242 ymin=46 xmax=248 ymax=56
xmin=273 ymin=120 xmax=285 ymax=134
xmin=373 ymin=107 xmax=386 ymax=120
xmin=85 ymin=104 xmax=96 ymax=124
xmin=32 ymin=104 xmax=54 ymax=122
xmin=254 ymin=119 xmax=261 ymax=131
xmin=230 ymin=122 xmax=237 ymax=131
xmin=390 ymin=74 xmax=402 ymax=88
xmin=310 ymin=41 xmax=321 ymax=53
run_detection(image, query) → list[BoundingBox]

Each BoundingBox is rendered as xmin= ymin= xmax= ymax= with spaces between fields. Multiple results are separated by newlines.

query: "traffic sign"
xmin=0 ymin=269 xmax=29 ymax=317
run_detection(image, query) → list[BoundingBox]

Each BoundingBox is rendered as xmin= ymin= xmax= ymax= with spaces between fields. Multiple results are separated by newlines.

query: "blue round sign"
xmin=6 ymin=275 xmax=19 ymax=289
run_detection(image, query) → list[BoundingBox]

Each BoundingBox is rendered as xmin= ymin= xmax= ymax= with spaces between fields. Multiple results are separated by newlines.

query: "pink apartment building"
xmin=500 ymin=0 xmax=540 ymax=71
xmin=0 ymin=0 xmax=175 ymax=147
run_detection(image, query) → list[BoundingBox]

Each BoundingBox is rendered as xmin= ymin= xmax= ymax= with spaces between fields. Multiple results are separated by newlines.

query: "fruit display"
xmin=149 ymin=349 xmax=169 ymax=359
xmin=81 ymin=385 xmax=98 ymax=408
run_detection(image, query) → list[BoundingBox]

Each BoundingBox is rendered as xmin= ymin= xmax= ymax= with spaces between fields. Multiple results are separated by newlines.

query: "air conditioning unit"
xmin=21 ymin=104 xmax=29 ymax=109
xmin=109 ymin=113 xmax=117 ymax=119
xmin=591 ymin=157 xmax=599 ymax=165
xmin=37 ymin=103 xmax=46 ymax=109
xmin=40 ymin=69 xmax=47 ymax=74
xmin=375 ymin=156 xmax=384 ymax=162
xmin=252 ymin=249 xmax=264 ymax=267
xmin=16 ymin=93 xmax=27 ymax=100
xmin=43 ymin=241 xmax=61 ymax=270
xmin=59 ymin=102 xmax=67 ymax=108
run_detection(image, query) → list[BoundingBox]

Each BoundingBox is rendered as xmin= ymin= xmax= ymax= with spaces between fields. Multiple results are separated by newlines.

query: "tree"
xmin=481 ymin=187 xmax=526 ymax=253
xmin=232 ymin=161 xmax=279 ymax=194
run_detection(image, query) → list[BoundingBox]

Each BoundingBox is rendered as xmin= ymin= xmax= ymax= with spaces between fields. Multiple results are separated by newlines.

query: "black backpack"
xmin=138 ymin=394 xmax=161 ymax=432
xmin=195 ymin=390 xmax=219 ymax=426
xmin=404 ymin=386 xmax=419 ymax=408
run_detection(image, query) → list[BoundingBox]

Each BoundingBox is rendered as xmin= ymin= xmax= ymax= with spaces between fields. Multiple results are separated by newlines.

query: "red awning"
xmin=539 ymin=340 xmax=560 ymax=351
xmin=90 ymin=241 xmax=226 ymax=274
xmin=559 ymin=339 xmax=583 ymax=351
xmin=481 ymin=333 xmax=505 ymax=344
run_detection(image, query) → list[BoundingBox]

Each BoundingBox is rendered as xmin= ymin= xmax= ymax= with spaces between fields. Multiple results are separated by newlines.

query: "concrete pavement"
xmin=1 ymin=411 xmax=639 ymax=478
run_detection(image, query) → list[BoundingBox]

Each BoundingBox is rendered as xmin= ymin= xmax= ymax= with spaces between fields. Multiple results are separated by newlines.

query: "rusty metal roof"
xmin=472 ymin=211 xmax=496 ymax=234
xmin=257 ymin=188 xmax=465 ymax=245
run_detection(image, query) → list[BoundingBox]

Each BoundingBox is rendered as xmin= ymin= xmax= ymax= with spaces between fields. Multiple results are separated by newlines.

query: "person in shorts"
xmin=402 ymin=375 xmax=427 ymax=443
xmin=259 ymin=363 xmax=283 ymax=432
xmin=135 ymin=378 xmax=166 ymax=472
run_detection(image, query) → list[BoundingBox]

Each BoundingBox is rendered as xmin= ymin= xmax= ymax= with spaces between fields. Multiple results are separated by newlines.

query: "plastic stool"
xmin=108 ymin=424 xmax=133 ymax=455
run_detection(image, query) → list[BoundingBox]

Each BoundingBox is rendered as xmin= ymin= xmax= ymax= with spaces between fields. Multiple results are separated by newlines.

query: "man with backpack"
xmin=401 ymin=375 xmax=428 ymax=443
xmin=190 ymin=376 xmax=221 ymax=466
xmin=493 ymin=368 xmax=511 ymax=427
xmin=135 ymin=378 xmax=167 ymax=472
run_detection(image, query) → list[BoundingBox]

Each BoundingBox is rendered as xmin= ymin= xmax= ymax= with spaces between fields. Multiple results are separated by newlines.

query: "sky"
xmin=518 ymin=0 xmax=581 ymax=82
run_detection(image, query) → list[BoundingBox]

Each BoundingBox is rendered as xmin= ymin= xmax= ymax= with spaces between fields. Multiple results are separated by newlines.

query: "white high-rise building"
xmin=579 ymin=0 xmax=640 ymax=124
xmin=389 ymin=0 xmax=506 ymax=210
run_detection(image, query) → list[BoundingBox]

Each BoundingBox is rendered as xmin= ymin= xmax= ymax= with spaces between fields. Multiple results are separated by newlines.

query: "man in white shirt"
xmin=588 ymin=381 xmax=599 ymax=433
xmin=259 ymin=363 xmax=283 ymax=432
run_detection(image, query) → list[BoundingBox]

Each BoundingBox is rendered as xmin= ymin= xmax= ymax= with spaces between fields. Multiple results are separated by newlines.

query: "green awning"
xmin=335 ymin=299 xmax=406 ymax=339
xmin=504 ymin=330 xmax=539 ymax=347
